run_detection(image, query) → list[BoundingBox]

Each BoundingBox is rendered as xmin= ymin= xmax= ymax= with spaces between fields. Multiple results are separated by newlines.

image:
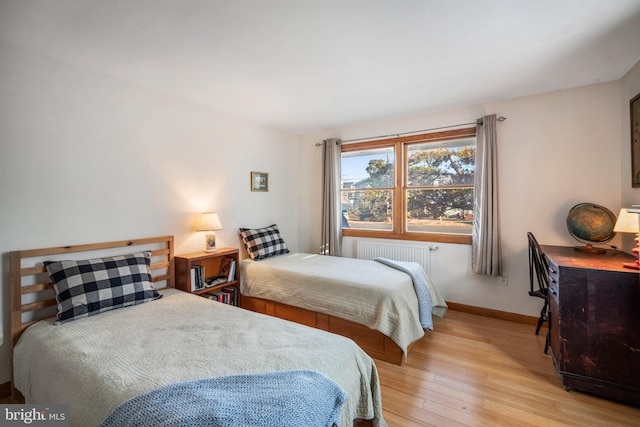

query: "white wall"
xmin=298 ymin=81 xmax=624 ymax=318
xmin=2 ymin=37 xmax=637 ymax=388
xmin=0 ymin=42 xmax=299 ymax=384
xmin=620 ymin=59 xmax=640 ymax=252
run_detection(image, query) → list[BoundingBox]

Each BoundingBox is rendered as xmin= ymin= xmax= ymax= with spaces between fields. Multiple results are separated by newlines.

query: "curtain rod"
xmin=316 ymin=116 xmax=506 ymax=146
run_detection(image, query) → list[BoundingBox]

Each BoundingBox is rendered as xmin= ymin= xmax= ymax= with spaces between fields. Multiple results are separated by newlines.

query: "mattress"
xmin=240 ymin=253 xmax=426 ymax=353
xmin=13 ymin=288 xmax=386 ymax=427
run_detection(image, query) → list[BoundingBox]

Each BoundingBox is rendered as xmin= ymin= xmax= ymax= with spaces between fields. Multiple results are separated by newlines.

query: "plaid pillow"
xmin=239 ymin=224 xmax=290 ymax=260
xmin=44 ymin=251 xmax=161 ymax=324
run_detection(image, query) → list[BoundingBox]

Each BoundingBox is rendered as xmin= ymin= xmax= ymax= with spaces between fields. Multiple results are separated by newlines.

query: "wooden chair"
xmin=527 ymin=232 xmax=550 ymax=354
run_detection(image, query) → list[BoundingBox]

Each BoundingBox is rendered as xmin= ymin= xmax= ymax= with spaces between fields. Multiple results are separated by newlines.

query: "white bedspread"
xmin=240 ymin=253 xmax=426 ymax=354
xmin=14 ymin=289 xmax=386 ymax=427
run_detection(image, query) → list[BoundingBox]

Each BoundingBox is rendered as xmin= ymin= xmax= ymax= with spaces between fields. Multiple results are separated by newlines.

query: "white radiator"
xmin=356 ymin=240 xmax=434 ymax=277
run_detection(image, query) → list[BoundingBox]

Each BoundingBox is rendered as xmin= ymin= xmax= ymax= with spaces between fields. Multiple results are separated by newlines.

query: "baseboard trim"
xmin=446 ymin=301 xmax=540 ymax=326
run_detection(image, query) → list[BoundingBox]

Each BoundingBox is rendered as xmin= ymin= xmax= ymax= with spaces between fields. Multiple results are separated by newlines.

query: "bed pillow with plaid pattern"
xmin=239 ymin=224 xmax=290 ymax=260
xmin=44 ymin=251 xmax=161 ymax=324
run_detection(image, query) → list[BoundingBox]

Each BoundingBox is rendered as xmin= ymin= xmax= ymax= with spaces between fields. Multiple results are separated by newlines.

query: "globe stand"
xmin=573 ymin=243 xmax=606 ymax=254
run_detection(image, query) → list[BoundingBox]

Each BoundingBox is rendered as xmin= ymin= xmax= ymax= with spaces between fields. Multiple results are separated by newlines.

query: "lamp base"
xmin=204 ymin=231 xmax=217 ymax=252
xmin=622 ymin=236 xmax=640 ymax=269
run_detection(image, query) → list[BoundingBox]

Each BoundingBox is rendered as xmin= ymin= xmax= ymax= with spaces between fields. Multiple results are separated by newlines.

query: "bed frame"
xmin=9 ymin=235 xmax=174 ymax=398
xmin=241 ymin=295 xmax=414 ymax=365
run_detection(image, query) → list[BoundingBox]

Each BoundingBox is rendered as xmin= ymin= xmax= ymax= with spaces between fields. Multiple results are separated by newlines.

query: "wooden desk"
xmin=542 ymin=245 xmax=640 ymax=406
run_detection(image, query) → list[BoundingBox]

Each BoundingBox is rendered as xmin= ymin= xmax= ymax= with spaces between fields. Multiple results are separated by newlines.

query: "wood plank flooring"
xmin=374 ymin=310 xmax=640 ymax=426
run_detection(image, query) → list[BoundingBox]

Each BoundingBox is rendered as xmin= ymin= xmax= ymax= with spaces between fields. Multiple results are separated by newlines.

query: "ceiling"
xmin=2 ymin=0 xmax=640 ymax=134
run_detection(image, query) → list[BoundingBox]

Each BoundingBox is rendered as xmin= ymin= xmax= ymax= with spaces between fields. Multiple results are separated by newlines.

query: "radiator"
xmin=356 ymin=241 xmax=434 ymax=277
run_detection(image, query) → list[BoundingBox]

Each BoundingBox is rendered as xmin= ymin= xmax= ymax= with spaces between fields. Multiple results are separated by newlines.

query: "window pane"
xmin=406 ymin=188 xmax=473 ymax=234
xmin=407 ymin=138 xmax=475 ymax=187
xmin=341 ymin=190 xmax=393 ymax=231
xmin=342 ymin=147 xmax=395 ymax=189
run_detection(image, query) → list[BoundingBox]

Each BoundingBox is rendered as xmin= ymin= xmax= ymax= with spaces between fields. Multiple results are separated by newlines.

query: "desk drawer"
xmin=545 ymin=256 xmax=560 ymax=365
xmin=546 ymin=256 xmax=559 ymax=299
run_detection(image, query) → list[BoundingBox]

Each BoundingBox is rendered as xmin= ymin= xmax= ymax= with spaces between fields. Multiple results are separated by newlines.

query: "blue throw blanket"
xmin=374 ymin=257 xmax=435 ymax=330
xmin=100 ymin=370 xmax=347 ymax=427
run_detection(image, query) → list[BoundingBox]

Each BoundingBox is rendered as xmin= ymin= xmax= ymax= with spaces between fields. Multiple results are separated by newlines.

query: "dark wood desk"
xmin=542 ymin=245 xmax=640 ymax=406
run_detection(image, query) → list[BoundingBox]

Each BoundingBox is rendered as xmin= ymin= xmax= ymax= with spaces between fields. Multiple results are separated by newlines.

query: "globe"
xmin=566 ymin=203 xmax=617 ymax=253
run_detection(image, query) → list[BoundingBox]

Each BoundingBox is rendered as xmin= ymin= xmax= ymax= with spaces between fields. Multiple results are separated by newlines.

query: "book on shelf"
xmin=227 ymin=260 xmax=236 ymax=281
xmin=204 ymin=291 xmax=221 ymax=303
xmin=219 ymin=257 xmax=234 ymax=281
xmin=190 ymin=265 xmax=205 ymax=291
xmin=204 ymin=291 xmax=229 ymax=304
xmin=222 ymin=285 xmax=238 ymax=306
xmin=204 ymin=286 xmax=238 ymax=306
xmin=190 ymin=268 xmax=196 ymax=291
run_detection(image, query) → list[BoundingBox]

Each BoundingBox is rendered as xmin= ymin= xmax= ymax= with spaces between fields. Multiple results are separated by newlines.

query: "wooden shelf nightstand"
xmin=174 ymin=248 xmax=240 ymax=306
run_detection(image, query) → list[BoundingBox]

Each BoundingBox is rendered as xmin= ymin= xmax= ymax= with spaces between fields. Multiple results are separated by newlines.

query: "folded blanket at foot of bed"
xmin=99 ymin=370 xmax=347 ymax=427
xmin=374 ymin=257 xmax=448 ymax=330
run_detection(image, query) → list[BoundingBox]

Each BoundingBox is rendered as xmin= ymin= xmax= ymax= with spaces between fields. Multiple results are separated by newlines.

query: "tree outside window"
xmin=341 ymin=128 xmax=476 ymax=244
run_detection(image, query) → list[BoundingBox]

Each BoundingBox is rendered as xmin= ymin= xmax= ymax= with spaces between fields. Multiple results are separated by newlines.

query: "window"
xmin=341 ymin=146 xmax=395 ymax=231
xmin=341 ymin=128 xmax=476 ymax=244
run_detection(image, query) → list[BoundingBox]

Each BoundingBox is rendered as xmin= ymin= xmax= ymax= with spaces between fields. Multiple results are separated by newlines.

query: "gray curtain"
xmin=320 ymin=138 xmax=342 ymax=256
xmin=471 ymin=114 xmax=502 ymax=276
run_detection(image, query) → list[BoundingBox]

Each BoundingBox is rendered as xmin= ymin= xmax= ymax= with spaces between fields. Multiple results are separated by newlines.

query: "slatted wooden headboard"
xmin=9 ymin=235 xmax=174 ymax=350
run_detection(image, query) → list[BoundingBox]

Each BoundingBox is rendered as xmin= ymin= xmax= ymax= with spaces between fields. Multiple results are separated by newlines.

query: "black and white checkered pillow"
xmin=44 ymin=251 xmax=161 ymax=324
xmin=239 ymin=224 xmax=290 ymax=260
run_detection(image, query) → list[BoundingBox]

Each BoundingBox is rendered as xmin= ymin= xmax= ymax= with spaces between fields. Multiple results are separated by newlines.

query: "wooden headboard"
xmin=9 ymin=235 xmax=174 ymax=350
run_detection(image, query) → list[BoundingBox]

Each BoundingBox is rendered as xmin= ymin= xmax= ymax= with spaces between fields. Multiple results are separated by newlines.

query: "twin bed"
xmin=238 ymin=224 xmax=448 ymax=366
xmin=10 ymin=236 xmax=386 ymax=427
xmin=240 ymin=253 xmax=447 ymax=365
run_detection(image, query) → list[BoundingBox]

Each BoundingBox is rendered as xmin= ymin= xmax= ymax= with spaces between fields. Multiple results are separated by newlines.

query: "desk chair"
xmin=527 ymin=232 xmax=549 ymax=354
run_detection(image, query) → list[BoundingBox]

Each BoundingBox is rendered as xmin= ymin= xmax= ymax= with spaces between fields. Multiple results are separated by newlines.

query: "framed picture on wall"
xmin=251 ymin=171 xmax=269 ymax=192
xmin=631 ymin=92 xmax=640 ymax=187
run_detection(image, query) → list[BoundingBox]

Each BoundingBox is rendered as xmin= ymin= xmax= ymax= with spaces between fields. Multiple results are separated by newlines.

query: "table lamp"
xmin=196 ymin=212 xmax=223 ymax=252
xmin=613 ymin=208 xmax=640 ymax=270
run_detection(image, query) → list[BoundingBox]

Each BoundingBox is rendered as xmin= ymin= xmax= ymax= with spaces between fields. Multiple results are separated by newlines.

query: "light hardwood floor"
xmin=375 ymin=310 xmax=640 ymax=426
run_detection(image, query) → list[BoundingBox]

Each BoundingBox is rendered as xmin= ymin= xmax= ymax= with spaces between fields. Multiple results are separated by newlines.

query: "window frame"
xmin=341 ymin=127 xmax=476 ymax=244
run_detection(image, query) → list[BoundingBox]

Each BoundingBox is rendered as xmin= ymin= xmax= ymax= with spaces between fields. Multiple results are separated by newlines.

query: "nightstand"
xmin=174 ymin=248 xmax=240 ymax=306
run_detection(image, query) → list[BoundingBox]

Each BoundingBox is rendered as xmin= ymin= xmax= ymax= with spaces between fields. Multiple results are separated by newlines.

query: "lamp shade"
xmin=196 ymin=212 xmax=223 ymax=231
xmin=613 ymin=208 xmax=639 ymax=234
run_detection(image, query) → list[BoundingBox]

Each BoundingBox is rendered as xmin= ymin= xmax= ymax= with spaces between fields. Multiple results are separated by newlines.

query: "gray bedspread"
xmin=240 ymin=253 xmax=427 ymax=354
xmin=13 ymin=289 xmax=386 ymax=427
xmin=373 ymin=257 xmax=448 ymax=330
